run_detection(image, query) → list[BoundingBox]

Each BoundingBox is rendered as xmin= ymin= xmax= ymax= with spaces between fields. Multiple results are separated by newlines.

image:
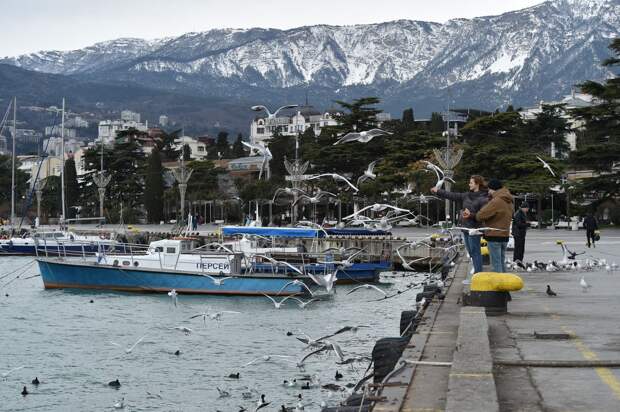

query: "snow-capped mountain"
xmin=3 ymin=0 xmax=619 ymax=114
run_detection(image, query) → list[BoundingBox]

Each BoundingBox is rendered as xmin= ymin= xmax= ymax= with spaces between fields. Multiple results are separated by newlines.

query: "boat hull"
xmin=37 ymin=259 xmax=306 ymax=296
xmin=250 ymin=261 xmax=391 ymax=283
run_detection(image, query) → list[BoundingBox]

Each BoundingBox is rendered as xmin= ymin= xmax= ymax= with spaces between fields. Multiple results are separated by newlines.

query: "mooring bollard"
xmin=462 ymin=272 xmax=524 ymax=315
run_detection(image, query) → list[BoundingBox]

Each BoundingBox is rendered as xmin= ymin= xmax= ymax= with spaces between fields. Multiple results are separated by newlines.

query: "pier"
xmin=370 ymin=228 xmax=620 ymax=412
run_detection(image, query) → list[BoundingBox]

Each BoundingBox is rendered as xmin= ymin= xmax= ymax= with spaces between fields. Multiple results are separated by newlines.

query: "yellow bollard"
xmin=471 ymin=272 xmax=524 ymax=292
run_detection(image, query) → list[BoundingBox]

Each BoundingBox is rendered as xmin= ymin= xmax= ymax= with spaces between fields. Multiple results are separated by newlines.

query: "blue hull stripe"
xmin=37 ymin=260 xmax=305 ymax=296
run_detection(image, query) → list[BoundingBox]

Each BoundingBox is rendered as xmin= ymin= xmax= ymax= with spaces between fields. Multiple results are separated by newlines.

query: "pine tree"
xmin=232 ymin=133 xmax=246 ymax=158
xmin=569 ymin=38 xmax=620 ymax=205
xmin=64 ymin=157 xmax=80 ymax=218
xmin=144 ymin=148 xmax=164 ymax=223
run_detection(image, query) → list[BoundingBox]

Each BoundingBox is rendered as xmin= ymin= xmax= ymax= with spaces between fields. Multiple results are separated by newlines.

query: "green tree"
xmin=64 ymin=157 xmax=80 ymax=218
xmin=430 ymin=112 xmax=444 ymax=133
xmin=81 ymin=128 xmax=146 ymax=223
xmin=186 ymin=160 xmax=220 ymax=201
xmin=215 ymin=131 xmax=230 ymax=159
xmin=182 ymin=144 xmax=192 ymax=161
xmin=266 ymin=130 xmax=294 ymax=181
xmin=402 ymin=108 xmax=415 ymax=130
xmin=569 ymin=38 xmax=620 ymax=203
xmin=41 ymin=176 xmax=61 ymax=219
xmin=0 ymin=155 xmax=27 ymax=211
xmin=144 ymin=148 xmax=164 ymax=223
xmin=232 ymin=133 xmax=246 ymax=158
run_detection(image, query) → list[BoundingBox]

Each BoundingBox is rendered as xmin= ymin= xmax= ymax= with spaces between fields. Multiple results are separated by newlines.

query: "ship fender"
xmin=372 ymin=336 xmax=409 ymax=383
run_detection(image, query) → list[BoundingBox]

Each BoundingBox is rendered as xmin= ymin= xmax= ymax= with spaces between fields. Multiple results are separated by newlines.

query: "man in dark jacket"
xmin=583 ymin=213 xmax=598 ymax=248
xmin=512 ymin=201 xmax=529 ymax=262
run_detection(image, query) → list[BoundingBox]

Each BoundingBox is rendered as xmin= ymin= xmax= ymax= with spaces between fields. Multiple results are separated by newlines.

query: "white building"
xmin=42 ymin=137 xmax=84 ymax=158
xmin=121 ymin=110 xmax=141 ymax=123
xmin=159 ymin=115 xmax=169 ymax=127
xmin=250 ymin=106 xmax=342 ymax=145
xmin=519 ymin=91 xmax=596 ymax=154
xmin=174 ymin=136 xmax=208 ymax=160
xmin=97 ymin=119 xmax=148 ymax=145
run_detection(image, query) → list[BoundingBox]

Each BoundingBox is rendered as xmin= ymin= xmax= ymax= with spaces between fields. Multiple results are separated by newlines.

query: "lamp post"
xmin=34 ymin=179 xmax=46 ymax=223
xmin=171 ymin=158 xmax=193 ymax=225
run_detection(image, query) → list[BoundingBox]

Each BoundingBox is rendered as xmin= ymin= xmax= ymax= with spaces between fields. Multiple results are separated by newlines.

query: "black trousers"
xmin=513 ymin=234 xmax=526 ymax=262
xmin=586 ymin=229 xmax=596 ymax=247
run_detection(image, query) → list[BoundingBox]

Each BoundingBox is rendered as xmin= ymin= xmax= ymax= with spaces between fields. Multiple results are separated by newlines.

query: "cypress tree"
xmin=182 ymin=144 xmax=192 ymax=161
xmin=430 ymin=112 xmax=444 ymax=132
xmin=402 ymin=108 xmax=415 ymax=130
xmin=232 ymin=133 xmax=246 ymax=158
xmin=64 ymin=156 xmax=80 ymax=218
xmin=144 ymin=148 xmax=164 ymax=223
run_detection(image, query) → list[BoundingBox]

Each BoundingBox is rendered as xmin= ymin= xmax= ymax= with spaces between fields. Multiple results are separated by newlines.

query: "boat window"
xmin=122 ymin=261 xmax=130 ymax=266
xmin=155 ymin=247 xmax=164 ymax=252
xmin=54 ymin=233 xmax=63 ymax=238
xmin=166 ymin=247 xmax=176 ymax=254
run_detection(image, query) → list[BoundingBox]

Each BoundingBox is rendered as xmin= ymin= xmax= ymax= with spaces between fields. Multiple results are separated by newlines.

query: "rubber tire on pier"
xmin=416 ymin=290 xmax=436 ymax=302
xmin=400 ymin=310 xmax=418 ymax=337
xmin=372 ymin=336 xmax=409 ymax=383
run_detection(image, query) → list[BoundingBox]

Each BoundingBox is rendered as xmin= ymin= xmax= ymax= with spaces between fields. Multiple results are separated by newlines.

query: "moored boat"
xmin=36 ymin=238 xmax=309 ymax=296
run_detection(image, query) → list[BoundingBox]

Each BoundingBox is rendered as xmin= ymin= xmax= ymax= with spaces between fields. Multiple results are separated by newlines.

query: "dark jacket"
xmin=435 ymin=189 xmax=489 ymax=228
xmin=512 ymin=209 xmax=529 ymax=237
xmin=475 ymin=187 xmax=514 ymax=241
xmin=583 ymin=215 xmax=598 ymax=230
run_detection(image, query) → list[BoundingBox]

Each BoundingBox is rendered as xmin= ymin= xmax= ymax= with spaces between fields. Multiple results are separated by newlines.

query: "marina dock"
xmin=371 ymin=228 xmax=620 ymax=412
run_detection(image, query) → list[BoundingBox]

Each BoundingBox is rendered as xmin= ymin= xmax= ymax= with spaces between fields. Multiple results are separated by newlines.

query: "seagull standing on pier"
xmin=580 ymin=277 xmax=591 ymax=292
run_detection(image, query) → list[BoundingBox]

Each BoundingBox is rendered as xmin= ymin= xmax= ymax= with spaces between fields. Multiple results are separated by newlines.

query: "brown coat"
xmin=475 ymin=187 xmax=513 ymax=239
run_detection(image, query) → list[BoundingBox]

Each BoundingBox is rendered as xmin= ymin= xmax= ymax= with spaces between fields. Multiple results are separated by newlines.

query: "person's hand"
xmin=430 ymin=187 xmax=438 ymax=193
xmin=462 ymin=208 xmax=471 ymax=219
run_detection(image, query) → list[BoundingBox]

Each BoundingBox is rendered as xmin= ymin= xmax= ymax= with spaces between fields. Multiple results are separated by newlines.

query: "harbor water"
xmin=0 ymin=255 xmax=428 ymax=411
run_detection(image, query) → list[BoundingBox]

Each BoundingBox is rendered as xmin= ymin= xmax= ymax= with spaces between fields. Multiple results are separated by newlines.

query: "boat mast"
xmin=10 ymin=97 xmax=16 ymax=226
xmin=60 ymin=97 xmax=66 ymax=226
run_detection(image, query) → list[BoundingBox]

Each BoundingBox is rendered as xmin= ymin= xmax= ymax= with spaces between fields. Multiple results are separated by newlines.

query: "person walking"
xmin=431 ymin=175 xmax=489 ymax=274
xmin=583 ymin=213 xmax=598 ymax=248
xmin=512 ymin=201 xmax=530 ymax=263
xmin=463 ymin=179 xmax=513 ymax=273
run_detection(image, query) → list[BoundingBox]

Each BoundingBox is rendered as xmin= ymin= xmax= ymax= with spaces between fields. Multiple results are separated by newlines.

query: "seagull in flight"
xmin=1 ymin=365 xmax=25 ymax=379
xmin=172 ymin=326 xmax=193 ymax=335
xmin=262 ymin=293 xmax=298 ymax=309
xmin=333 ymin=128 xmax=392 ymax=145
xmin=307 ymin=173 xmax=359 ymax=193
xmin=346 ymin=284 xmax=388 ymax=297
xmin=292 ymin=191 xmax=338 ymax=206
xmin=275 ymin=280 xmax=315 ymax=296
xmin=536 ymin=156 xmax=556 ymax=177
xmin=343 ymin=203 xmax=410 ymax=220
xmin=255 ymin=255 xmax=304 ymax=276
xmin=317 ymin=248 xmax=365 ymax=268
xmin=110 ymin=334 xmax=147 ymax=354
xmin=190 ymin=310 xmax=241 ymax=326
xmin=243 ymin=355 xmax=296 ymax=367
xmin=392 ymin=182 xmax=414 ymax=197
xmin=272 ymin=187 xmax=307 ymax=203
xmin=289 ymin=297 xmax=318 ymax=309
xmin=242 ymin=141 xmax=273 ymax=179
xmin=201 ymin=274 xmax=233 ymax=286
xmin=306 ymin=270 xmax=338 ymax=293
xmin=251 ymin=104 xmax=298 ymax=118
xmin=357 ymin=160 xmax=379 ymax=186
xmin=448 ymin=226 xmax=503 ymax=236
xmin=423 ymin=160 xmax=455 ymax=190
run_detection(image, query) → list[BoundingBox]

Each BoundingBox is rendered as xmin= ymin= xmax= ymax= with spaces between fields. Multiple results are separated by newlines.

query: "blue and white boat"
xmin=0 ymin=230 xmax=119 ymax=256
xmin=36 ymin=238 xmax=308 ymax=296
xmin=221 ymin=226 xmax=392 ymax=282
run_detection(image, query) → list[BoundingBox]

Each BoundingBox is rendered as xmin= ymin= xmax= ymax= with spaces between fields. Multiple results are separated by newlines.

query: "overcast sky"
xmin=2 ymin=0 xmax=546 ymax=57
